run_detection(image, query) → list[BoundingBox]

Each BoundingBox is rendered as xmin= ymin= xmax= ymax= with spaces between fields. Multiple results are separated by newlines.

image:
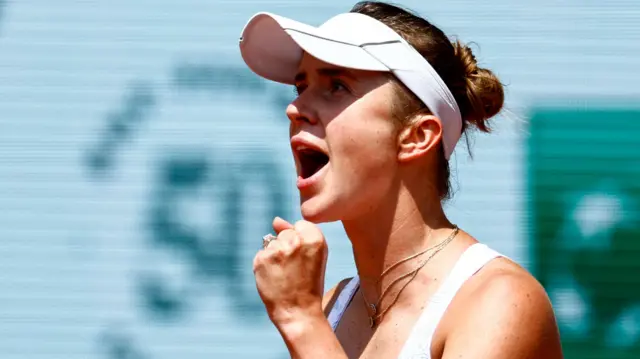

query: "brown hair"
xmin=351 ymin=1 xmax=504 ymax=200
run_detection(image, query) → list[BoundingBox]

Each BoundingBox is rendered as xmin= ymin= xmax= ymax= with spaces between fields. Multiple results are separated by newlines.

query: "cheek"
xmin=329 ymin=119 xmax=398 ymax=176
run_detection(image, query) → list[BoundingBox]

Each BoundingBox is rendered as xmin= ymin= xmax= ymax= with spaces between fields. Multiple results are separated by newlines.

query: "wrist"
xmin=271 ymin=305 xmax=347 ymax=359
xmin=272 ymin=305 xmax=327 ymax=338
xmin=276 ymin=310 xmax=335 ymax=357
xmin=269 ymin=305 xmax=325 ymax=328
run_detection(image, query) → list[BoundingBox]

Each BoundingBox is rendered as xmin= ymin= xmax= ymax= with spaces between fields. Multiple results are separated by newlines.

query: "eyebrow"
xmin=294 ymin=68 xmax=359 ymax=83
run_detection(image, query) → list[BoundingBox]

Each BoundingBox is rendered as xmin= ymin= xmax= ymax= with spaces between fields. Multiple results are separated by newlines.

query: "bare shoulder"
xmin=322 ymin=277 xmax=353 ymax=317
xmin=467 ymin=258 xmax=551 ymax=312
xmin=439 ymin=257 xmax=564 ymax=359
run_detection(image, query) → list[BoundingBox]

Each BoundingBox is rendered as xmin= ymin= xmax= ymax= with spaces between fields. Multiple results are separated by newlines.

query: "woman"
xmin=239 ymin=1 xmax=563 ymax=358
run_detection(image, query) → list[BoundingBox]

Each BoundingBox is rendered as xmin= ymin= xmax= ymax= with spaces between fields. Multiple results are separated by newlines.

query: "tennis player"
xmin=239 ymin=1 xmax=564 ymax=358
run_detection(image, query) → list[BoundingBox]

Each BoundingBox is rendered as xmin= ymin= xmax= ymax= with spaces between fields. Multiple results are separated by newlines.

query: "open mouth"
xmin=297 ymin=147 xmax=329 ymax=179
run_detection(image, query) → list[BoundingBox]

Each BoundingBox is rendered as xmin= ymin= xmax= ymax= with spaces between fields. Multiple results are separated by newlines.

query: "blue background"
xmin=0 ymin=1 xmax=639 ymax=358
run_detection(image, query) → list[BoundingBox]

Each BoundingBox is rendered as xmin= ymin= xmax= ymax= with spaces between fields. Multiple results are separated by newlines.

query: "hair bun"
xmin=452 ymin=40 xmax=504 ymax=133
xmin=453 ymin=40 xmax=479 ymax=77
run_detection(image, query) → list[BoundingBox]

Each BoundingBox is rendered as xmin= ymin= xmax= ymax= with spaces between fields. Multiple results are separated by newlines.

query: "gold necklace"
xmin=361 ymin=226 xmax=459 ymax=328
xmin=358 ymin=228 xmax=434 ymax=285
xmin=358 ymin=229 xmax=437 ymax=318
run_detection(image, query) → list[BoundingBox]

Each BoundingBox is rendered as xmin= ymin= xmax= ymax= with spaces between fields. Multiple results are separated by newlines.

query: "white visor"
xmin=239 ymin=12 xmax=462 ymax=159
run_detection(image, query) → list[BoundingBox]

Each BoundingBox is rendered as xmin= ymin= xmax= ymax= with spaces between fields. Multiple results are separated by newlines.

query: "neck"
xmin=342 ymin=183 xmax=453 ymax=299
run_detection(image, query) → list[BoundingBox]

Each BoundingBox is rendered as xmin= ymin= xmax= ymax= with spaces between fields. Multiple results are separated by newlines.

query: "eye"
xmin=329 ymin=79 xmax=349 ymax=94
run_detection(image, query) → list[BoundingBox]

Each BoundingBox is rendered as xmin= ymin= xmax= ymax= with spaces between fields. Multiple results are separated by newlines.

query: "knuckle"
xmin=283 ymin=235 xmax=302 ymax=254
xmin=271 ymin=250 xmax=285 ymax=264
xmin=290 ymin=233 xmax=302 ymax=248
xmin=280 ymin=230 xmax=301 ymax=248
xmin=277 ymin=228 xmax=295 ymax=241
xmin=265 ymin=244 xmax=285 ymax=263
xmin=293 ymin=220 xmax=311 ymax=235
xmin=304 ymin=235 xmax=326 ymax=250
xmin=294 ymin=220 xmax=324 ymax=240
xmin=308 ymin=233 xmax=325 ymax=244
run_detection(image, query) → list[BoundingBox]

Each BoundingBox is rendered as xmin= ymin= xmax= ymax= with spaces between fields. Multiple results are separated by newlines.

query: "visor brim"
xmin=239 ymin=12 xmax=389 ymax=85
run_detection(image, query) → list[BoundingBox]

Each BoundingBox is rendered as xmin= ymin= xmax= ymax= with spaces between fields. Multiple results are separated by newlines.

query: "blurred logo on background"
xmin=86 ymin=61 xmax=293 ymax=359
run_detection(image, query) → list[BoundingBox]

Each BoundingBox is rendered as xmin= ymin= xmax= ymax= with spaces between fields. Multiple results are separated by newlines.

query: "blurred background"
xmin=0 ymin=1 xmax=638 ymax=358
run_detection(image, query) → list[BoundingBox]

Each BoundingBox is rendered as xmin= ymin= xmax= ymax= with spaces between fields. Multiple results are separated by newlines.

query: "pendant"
xmin=369 ymin=316 xmax=375 ymax=328
xmin=369 ymin=303 xmax=377 ymax=315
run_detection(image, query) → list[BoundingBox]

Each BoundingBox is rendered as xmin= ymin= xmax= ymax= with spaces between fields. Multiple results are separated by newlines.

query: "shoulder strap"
xmin=398 ymin=243 xmax=503 ymax=359
xmin=327 ymin=276 xmax=360 ymax=332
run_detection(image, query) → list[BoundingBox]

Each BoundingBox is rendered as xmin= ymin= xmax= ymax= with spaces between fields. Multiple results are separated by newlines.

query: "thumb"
xmin=272 ymin=216 xmax=294 ymax=234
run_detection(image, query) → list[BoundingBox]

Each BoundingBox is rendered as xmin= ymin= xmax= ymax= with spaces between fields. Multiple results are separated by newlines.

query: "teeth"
xmin=293 ymin=141 xmax=327 ymax=155
xmin=296 ymin=144 xmax=317 ymax=152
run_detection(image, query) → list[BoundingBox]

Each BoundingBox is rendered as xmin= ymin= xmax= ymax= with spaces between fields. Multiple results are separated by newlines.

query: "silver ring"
xmin=262 ymin=234 xmax=277 ymax=249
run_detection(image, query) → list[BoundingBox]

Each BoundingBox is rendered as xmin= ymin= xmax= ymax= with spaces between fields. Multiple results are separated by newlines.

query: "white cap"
xmin=239 ymin=12 xmax=462 ymax=159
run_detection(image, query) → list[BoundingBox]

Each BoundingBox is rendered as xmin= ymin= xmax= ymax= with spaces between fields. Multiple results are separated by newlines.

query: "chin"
xmin=299 ymin=196 xmax=341 ymax=224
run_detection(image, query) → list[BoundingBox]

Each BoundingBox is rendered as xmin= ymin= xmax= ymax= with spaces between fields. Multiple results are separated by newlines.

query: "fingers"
xmin=254 ymin=228 xmax=300 ymax=272
xmin=270 ymin=228 xmax=302 ymax=255
xmin=293 ymin=220 xmax=326 ymax=250
xmin=273 ymin=216 xmax=294 ymax=234
xmin=254 ymin=219 xmax=328 ymax=302
xmin=261 ymin=218 xmax=326 ymax=258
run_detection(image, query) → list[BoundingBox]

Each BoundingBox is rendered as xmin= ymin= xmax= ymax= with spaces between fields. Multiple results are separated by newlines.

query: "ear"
xmin=397 ymin=115 xmax=443 ymax=162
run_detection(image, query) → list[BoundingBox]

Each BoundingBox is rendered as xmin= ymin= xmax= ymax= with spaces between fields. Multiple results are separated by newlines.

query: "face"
xmin=287 ymin=53 xmax=401 ymax=223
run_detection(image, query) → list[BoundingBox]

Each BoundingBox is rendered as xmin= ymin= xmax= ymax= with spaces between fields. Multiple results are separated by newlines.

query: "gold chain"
xmin=358 ymin=228 xmax=434 ymax=285
xmin=361 ymin=226 xmax=459 ymax=328
xmin=361 ymin=236 xmax=442 ymax=315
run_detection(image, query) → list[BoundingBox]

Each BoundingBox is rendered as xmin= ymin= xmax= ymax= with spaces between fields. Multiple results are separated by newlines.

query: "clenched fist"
xmin=253 ymin=217 xmax=329 ymax=326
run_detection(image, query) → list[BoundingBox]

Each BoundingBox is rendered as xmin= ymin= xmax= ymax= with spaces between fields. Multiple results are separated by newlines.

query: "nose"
xmin=286 ymin=97 xmax=317 ymax=125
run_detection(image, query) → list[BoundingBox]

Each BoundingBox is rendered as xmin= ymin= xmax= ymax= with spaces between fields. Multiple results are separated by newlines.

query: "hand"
xmin=253 ymin=217 xmax=329 ymax=326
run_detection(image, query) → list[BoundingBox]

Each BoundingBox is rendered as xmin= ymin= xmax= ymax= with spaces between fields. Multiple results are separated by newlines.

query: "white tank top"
xmin=327 ymin=243 xmax=503 ymax=359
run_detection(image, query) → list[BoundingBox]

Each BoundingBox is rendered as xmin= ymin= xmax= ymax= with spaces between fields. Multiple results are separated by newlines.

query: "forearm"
xmin=276 ymin=312 xmax=348 ymax=359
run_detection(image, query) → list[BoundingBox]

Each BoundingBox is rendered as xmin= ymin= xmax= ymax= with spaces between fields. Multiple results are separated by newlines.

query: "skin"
xmin=252 ymin=53 xmax=564 ymax=359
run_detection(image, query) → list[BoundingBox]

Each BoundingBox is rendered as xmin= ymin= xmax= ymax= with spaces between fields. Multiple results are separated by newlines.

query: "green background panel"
xmin=528 ymin=108 xmax=640 ymax=359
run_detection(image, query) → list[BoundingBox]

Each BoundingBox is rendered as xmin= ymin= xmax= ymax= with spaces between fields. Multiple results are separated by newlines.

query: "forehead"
xmin=295 ymin=52 xmax=390 ymax=84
